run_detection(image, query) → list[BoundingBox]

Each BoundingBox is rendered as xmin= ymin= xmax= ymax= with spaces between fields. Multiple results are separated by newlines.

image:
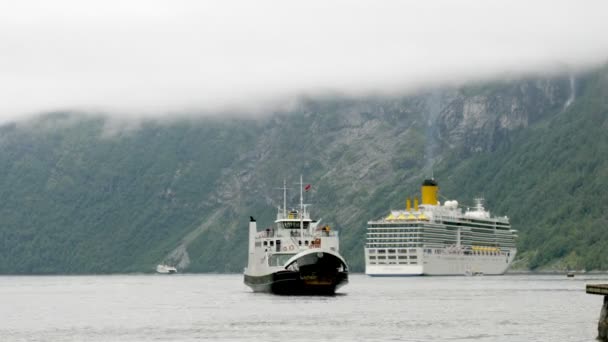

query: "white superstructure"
xmin=365 ymin=179 xmax=517 ymax=276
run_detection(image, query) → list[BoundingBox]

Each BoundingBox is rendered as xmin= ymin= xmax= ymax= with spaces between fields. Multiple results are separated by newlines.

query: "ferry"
xmin=364 ymin=179 xmax=517 ymax=276
xmin=244 ymin=177 xmax=348 ymax=294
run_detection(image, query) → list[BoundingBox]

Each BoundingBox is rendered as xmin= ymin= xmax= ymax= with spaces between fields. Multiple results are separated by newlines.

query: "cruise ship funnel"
xmin=421 ymin=178 xmax=439 ymax=205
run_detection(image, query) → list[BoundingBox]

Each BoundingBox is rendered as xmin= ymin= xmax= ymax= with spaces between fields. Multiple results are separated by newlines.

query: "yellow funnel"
xmin=406 ymin=198 xmax=411 ymax=211
xmin=421 ymin=179 xmax=439 ymax=205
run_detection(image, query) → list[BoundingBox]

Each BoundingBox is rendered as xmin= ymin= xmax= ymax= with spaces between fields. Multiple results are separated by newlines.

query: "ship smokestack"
xmin=248 ymin=216 xmax=257 ymax=269
xmin=406 ymin=198 xmax=411 ymax=211
xmin=414 ymin=198 xmax=419 ymax=211
xmin=421 ymin=179 xmax=439 ymax=206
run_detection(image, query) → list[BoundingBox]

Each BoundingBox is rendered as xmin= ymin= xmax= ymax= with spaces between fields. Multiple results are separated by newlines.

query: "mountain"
xmin=0 ymin=66 xmax=606 ymax=274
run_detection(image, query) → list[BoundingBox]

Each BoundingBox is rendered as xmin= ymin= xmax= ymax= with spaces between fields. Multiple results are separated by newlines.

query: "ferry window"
xmin=298 ymin=240 xmax=302 ymax=246
xmin=369 ymin=249 xmax=376 ymax=253
xmin=377 ymin=256 xmax=386 ymax=260
xmin=369 ymin=256 xmax=376 ymax=259
xmin=388 ymin=249 xmax=396 ymax=253
xmin=304 ymin=240 xmax=309 ymax=245
xmin=398 ymin=256 xmax=407 ymax=259
xmin=398 ymin=249 xmax=407 ymax=253
xmin=410 ymin=256 xmax=417 ymax=259
xmin=270 ymin=241 xmax=274 ymax=246
xmin=263 ymin=241 xmax=268 ymax=246
xmin=409 ymin=249 xmax=416 ymax=253
xmin=378 ymin=249 xmax=386 ymax=254
xmin=370 ymin=262 xmax=377 ymax=265
xmin=282 ymin=222 xmax=310 ymax=229
xmin=388 ymin=256 xmax=396 ymax=260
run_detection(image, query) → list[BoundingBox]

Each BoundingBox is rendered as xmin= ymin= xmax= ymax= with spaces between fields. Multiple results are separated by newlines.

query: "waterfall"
xmin=563 ymin=74 xmax=576 ymax=110
xmin=425 ymin=90 xmax=441 ymax=176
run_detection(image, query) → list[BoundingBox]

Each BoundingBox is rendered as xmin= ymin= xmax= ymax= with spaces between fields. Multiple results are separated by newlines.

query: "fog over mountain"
xmin=1 ymin=0 xmax=607 ymax=122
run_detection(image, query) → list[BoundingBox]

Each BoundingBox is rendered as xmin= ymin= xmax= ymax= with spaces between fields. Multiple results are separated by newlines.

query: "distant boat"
xmin=156 ymin=264 xmax=177 ymax=274
xmin=464 ymin=268 xmax=484 ymax=277
xmin=567 ymin=271 xmax=575 ymax=278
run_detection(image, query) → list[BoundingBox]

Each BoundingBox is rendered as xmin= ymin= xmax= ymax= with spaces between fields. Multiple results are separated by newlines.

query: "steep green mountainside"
xmin=0 ymin=67 xmax=605 ymax=274
xmin=437 ymin=69 xmax=608 ymax=270
xmin=0 ymin=119 xmax=257 ymax=272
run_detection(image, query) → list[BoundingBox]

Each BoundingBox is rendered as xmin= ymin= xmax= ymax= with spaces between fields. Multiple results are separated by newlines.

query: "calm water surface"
xmin=0 ymin=274 xmax=604 ymax=341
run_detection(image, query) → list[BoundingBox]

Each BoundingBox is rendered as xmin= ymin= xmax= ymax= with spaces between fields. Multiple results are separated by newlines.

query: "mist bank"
xmin=2 ymin=0 xmax=608 ymax=122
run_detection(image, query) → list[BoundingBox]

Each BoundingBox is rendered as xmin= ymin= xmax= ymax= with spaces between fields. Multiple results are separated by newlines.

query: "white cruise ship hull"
xmin=365 ymin=248 xmax=517 ymax=276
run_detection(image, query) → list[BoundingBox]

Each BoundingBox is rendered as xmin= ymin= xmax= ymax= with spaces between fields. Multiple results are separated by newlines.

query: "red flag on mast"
xmin=304 ymin=184 xmax=311 ymax=192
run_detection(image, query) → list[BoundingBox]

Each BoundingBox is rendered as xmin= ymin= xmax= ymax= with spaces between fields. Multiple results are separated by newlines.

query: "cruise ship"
xmin=364 ymin=179 xmax=517 ymax=276
xmin=244 ymin=177 xmax=348 ymax=294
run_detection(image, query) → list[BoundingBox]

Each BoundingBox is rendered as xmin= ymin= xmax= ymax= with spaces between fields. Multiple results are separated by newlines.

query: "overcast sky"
xmin=1 ymin=0 xmax=607 ymax=122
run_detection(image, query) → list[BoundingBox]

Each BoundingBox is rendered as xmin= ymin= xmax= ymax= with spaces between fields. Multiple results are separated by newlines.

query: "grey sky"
xmin=1 ymin=0 xmax=607 ymax=122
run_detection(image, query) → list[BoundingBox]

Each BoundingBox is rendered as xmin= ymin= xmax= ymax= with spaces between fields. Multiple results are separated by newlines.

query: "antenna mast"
xmin=283 ymin=179 xmax=287 ymax=218
xmin=299 ymin=175 xmax=304 ymax=243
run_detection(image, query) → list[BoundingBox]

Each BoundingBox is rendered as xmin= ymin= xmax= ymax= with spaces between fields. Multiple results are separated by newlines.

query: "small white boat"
xmin=156 ymin=264 xmax=177 ymax=274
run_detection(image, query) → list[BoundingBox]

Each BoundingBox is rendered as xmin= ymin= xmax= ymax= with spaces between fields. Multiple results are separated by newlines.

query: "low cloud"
xmin=1 ymin=0 xmax=607 ymax=122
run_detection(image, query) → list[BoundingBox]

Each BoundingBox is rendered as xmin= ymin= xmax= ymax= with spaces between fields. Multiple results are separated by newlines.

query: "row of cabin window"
xmin=421 ymin=248 xmax=505 ymax=256
xmin=367 ymin=239 xmax=418 ymax=243
xmin=368 ymin=224 xmax=419 ymax=228
xmin=369 ymin=255 xmax=417 ymax=260
xmin=366 ymin=244 xmax=421 ymax=248
xmin=263 ymin=240 xmax=313 ymax=247
xmin=367 ymin=237 xmax=421 ymax=243
xmin=368 ymin=249 xmax=418 ymax=254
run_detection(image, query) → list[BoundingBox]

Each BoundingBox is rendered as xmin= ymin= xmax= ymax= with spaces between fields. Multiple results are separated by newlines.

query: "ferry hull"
xmin=244 ymin=251 xmax=348 ymax=295
xmin=244 ymin=270 xmax=348 ymax=295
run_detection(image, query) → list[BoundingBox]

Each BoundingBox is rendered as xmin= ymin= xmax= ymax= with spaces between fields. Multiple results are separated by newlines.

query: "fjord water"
xmin=0 ymin=274 xmax=602 ymax=341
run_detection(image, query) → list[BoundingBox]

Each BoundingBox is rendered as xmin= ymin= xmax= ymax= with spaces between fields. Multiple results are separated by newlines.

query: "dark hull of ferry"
xmin=244 ymin=252 xmax=348 ymax=295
